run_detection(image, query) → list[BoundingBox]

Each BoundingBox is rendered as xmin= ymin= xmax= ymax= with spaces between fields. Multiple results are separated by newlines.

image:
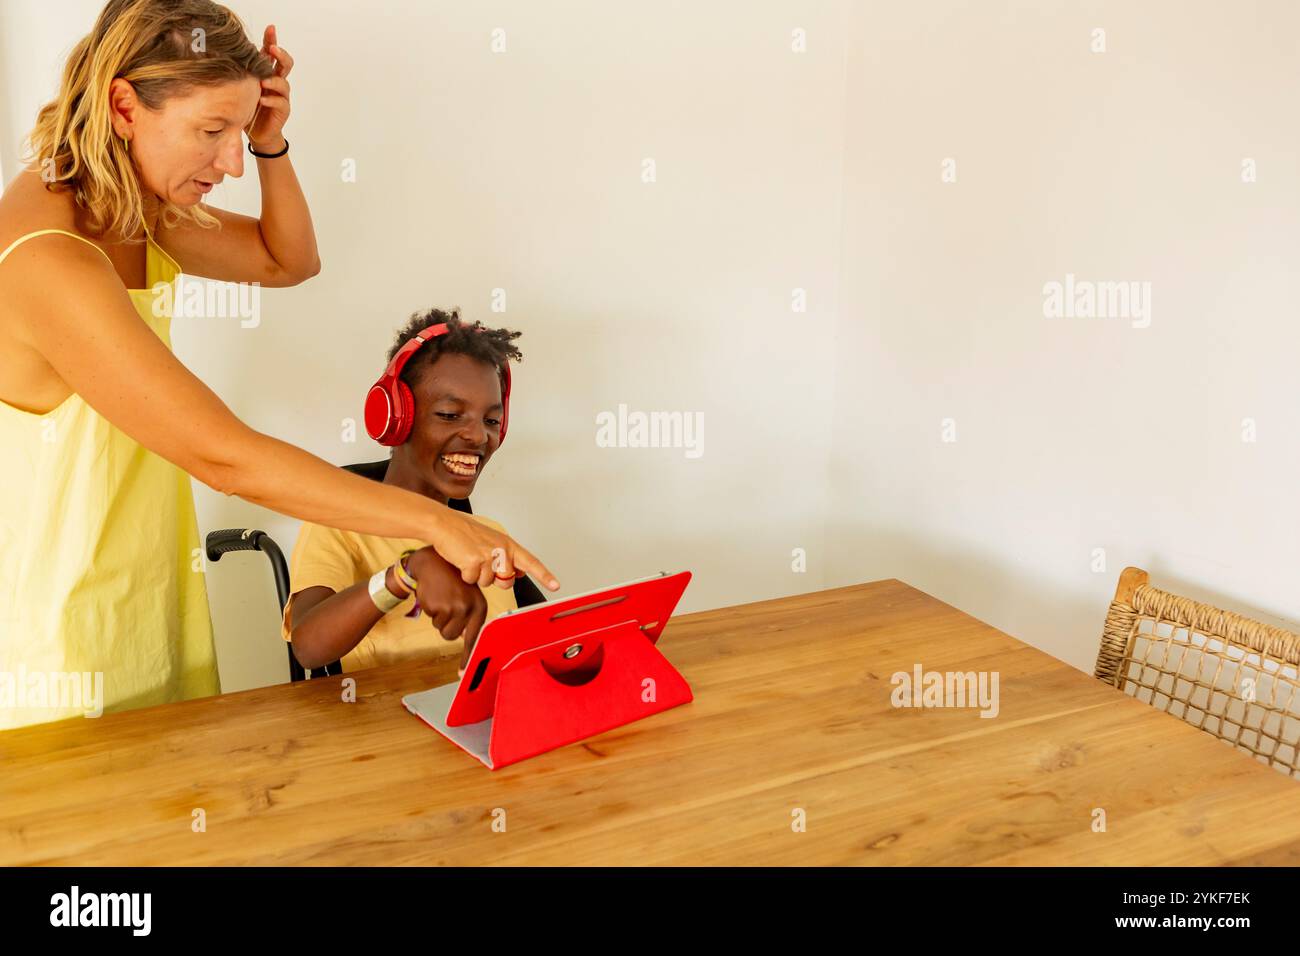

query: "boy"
xmin=282 ymin=308 xmax=541 ymax=676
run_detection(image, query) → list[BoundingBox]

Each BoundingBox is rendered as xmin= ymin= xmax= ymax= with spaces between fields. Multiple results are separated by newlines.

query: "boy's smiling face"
xmin=398 ymin=351 xmax=505 ymax=501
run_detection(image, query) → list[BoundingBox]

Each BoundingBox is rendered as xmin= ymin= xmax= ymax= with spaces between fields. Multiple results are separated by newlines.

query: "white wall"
xmin=827 ymin=0 xmax=1300 ymax=672
xmin=2 ymin=0 xmax=850 ymax=691
xmin=4 ymin=0 xmax=1296 ymax=692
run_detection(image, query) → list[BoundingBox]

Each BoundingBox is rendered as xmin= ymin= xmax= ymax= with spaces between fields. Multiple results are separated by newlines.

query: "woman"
xmin=0 ymin=0 xmax=558 ymax=729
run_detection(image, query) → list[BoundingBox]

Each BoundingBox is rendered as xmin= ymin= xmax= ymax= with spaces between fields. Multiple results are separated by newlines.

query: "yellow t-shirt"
xmin=281 ymin=513 xmax=517 ymax=672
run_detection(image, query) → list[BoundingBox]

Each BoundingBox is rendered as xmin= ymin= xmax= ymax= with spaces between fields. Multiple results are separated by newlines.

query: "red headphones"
xmin=364 ymin=322 xmax=512 ymax=447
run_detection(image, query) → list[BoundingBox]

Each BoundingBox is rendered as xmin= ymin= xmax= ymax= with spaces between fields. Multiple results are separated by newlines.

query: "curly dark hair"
xmin=385 ymin=307 xmax=522 ymax=391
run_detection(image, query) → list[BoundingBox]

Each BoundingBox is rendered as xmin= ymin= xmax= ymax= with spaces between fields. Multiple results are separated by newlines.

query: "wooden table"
xmin=3 ymin=578 xmax=1299 ymax=865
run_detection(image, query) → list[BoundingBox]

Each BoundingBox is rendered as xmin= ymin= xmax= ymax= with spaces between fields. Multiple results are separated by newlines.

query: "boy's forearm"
xmin=291 ymin=567 xmax=409 ymax=669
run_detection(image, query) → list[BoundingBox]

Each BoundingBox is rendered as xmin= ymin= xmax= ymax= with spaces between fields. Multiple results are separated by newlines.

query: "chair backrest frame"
xmin=1095 ymin=566 xmax=1300 ymax=779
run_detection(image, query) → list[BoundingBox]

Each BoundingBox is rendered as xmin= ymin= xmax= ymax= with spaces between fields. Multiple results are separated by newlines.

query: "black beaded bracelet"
xmin=248 ymin=137 xmax=289 ymax=158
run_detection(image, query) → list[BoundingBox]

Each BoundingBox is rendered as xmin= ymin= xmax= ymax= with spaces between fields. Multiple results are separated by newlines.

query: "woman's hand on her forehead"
xmin=246 ymin=25 xmax=294 ymax=152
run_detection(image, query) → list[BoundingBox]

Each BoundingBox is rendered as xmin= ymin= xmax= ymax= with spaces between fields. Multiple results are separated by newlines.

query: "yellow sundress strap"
xmin=0 ymin=228 xmax=114 ymax=268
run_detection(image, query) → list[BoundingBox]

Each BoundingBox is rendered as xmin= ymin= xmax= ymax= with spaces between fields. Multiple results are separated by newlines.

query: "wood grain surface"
xmin=2 ymin=579 xmax=1297 ymax=865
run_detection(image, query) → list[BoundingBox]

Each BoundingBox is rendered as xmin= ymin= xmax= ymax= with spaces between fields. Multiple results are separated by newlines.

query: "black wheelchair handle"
xmin=206 ymin=528 xmax=268 ymax=561
xmin=204 ymin=527 xmax=290 ymax=615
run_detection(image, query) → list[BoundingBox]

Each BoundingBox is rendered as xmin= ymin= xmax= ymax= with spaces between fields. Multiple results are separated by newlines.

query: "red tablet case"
xmin=402 ymin=571 xmax=693 ymax=769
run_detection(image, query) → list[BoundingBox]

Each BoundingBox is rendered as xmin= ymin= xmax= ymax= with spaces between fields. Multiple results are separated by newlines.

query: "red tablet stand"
xmin=403 ymin=571 xmax=693 ymax=770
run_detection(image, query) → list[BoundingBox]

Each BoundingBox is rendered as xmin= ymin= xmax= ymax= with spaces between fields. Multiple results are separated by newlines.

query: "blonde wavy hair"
xmin=25 ymin=0 xmax=275 ymax=241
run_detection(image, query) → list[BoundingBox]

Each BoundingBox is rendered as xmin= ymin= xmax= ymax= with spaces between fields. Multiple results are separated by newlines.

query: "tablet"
xmin=443 ymin=569 xmax=692 ymax=726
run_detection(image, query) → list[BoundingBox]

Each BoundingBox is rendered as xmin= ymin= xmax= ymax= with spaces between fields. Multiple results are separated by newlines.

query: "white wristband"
xmin=368 ymin=567 xmax=405 ymax=614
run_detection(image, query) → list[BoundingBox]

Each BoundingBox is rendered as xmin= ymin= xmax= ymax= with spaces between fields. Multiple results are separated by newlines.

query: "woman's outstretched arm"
xmin=3 ymin=236 xmax=558 ymax=593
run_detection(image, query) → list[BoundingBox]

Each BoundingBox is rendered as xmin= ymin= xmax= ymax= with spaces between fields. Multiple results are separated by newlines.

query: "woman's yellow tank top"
xmin=0 ymin=229 xmax=220 ymax=729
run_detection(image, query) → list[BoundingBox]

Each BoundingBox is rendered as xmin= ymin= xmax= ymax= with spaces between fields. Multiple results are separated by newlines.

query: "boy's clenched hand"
xmin=404 ymin=546 xmax=488 ymax=672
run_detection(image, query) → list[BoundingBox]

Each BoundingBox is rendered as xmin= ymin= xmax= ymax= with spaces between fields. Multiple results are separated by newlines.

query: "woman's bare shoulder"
xmin=0 ymin=171 xmax=85 ymax=260
xmin=0 ymin=174 xmax=111 ymax=285
xmin=0 ymin=174 xmax=123 ymax=352
xmin=0 ymin=166 xmax=81 ymax=220
xmin=0 ymin=175 xmax=105 ymax=413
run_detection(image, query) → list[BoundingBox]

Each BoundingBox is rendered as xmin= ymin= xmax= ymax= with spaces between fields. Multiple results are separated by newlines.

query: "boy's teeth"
xmin=441 ymin=454 xmax=479 ymax=475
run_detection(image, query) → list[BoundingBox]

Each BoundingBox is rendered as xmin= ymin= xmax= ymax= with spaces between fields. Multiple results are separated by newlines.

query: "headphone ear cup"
xmin=364 ymin=383 xmax=395 ymax=443
xmin=388 ymin=380 xmax=416 ymax=445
